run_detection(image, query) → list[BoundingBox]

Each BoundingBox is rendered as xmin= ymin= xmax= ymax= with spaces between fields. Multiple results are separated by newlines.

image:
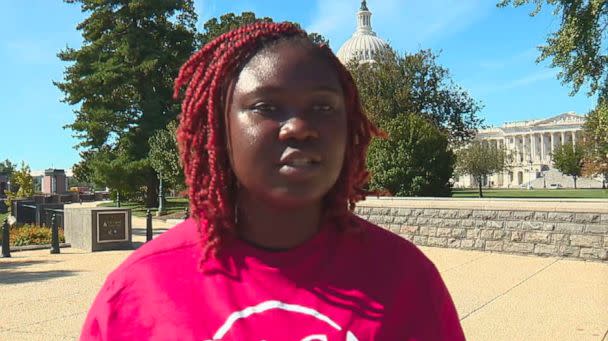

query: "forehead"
xmin=233 ymin=41 xmax=343 ymax=96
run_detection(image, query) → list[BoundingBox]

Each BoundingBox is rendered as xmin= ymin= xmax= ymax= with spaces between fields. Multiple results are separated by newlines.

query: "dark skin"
xmin=224 ymin=40 xmax=348 ymax=250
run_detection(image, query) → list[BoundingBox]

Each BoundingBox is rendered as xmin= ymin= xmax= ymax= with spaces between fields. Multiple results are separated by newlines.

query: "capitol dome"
xmin=337 ymin=0 xmax=389 ymax=64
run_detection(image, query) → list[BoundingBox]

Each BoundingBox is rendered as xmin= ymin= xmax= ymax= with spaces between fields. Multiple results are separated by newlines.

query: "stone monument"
xmin=64 ymin=206 xmax=132 ymax=252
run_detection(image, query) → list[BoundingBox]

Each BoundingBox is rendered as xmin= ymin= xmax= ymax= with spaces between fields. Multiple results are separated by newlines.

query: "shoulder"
xmin=349 ymin=214 xmax=435 ymax=271
xmin=104 ymin=218 xmax=203 ymax=290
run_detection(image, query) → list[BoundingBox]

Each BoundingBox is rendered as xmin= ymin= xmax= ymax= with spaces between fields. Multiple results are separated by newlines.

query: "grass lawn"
xmin=452 ymin=188 xmax=608 ymax=199
xmin=98 ymin=197 xmax=189 ymax=218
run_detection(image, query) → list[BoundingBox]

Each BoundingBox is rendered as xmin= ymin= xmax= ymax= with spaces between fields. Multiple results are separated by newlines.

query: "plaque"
xmin=97 ymin=211 xmax=128 ymax=243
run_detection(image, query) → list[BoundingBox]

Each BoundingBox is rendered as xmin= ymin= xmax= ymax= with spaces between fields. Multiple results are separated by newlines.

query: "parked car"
xmin=548 ymin=183 xmax=562 ymax=189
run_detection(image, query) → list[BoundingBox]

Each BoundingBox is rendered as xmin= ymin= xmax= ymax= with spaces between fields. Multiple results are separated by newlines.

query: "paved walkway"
xmin=1 ymin=222 xmax=607 ymax=340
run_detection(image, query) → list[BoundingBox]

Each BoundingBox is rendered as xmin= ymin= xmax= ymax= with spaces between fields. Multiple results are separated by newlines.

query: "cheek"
xmin=227 ymin=114 xmax=278 ymax=172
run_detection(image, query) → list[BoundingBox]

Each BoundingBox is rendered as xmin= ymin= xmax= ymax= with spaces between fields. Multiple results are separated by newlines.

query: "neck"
xmin=236 ymin=191 xmax=323 ymax=250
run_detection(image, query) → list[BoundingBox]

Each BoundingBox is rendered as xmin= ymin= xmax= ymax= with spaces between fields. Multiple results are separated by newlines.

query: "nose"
xmin=278 ymin=115 xmax=319 ymax=141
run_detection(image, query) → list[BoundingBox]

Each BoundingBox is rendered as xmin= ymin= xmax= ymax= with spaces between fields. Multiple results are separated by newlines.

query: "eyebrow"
xmin=246 ymin=85 xmax=343 ymax=95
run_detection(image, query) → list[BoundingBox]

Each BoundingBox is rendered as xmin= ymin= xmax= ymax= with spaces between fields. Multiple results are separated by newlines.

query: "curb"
xmin=1 ymin=243 xmax=71 ymax=253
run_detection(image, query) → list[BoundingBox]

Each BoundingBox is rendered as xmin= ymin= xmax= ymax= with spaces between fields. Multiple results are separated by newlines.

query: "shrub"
xmin=0 ymin=224 xmax=65 ymax=246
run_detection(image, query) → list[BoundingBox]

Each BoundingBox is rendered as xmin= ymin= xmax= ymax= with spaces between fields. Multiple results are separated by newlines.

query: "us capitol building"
xmin=337 ymin=1 xmax=601 ymax=189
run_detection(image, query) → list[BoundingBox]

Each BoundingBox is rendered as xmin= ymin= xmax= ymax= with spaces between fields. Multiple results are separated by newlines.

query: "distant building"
xmin=337 ymin=0 xmax=389 ymax=64
xmin=454 ymin=112 xmax=603 ymax=189
xmin=42 ymin=169 xmax=68 ymax=194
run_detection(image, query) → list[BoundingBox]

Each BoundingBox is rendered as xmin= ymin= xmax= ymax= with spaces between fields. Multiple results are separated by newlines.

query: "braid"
xmin=174 ymin=22 xmax=380 ymax=259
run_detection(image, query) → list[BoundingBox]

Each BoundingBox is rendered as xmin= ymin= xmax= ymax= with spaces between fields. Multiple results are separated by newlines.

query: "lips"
xmin=278 ymin=150 xmax=322 ymax=179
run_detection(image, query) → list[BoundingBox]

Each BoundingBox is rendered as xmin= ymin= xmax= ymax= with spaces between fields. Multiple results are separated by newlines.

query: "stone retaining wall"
xmin=354 ymin=200 xmax=608 ymax=261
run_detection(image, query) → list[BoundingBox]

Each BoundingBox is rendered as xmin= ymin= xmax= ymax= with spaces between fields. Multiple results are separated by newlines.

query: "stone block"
xmin=416 ymin=217 xmax=430 ymax=225
xmin=525 ymin=231 xmax=551 ymax=244
xmin=423 ymin=209 xmax=438 ymax=217
xmin=397 ymin=208 xmax=412 ymax=216
xmin=505 ymin=221 xmax=521 ymax=229
xmin=382 ymin=215 xmax=395 ymax=224
xmin=493 ymin=230 xmax=505 ymax=239
xmin=555 ymin=223 xmax=584 ymax=233
xmin=407 ymin=217 xmax=418 ymax=225
xmin=64 ymin=207 xmax=132 ymax=252
xmin=474 ymin=239 xmax=485 ymax=249
xmin=579 ymin=248 xmax=608 ymax=260
xmin=466 ymin=229 xmax=479 ymax=239
xmin=398 ymin=234 xmax=414 ymax=241
xmin=393 ymin=216 xmax=408 ymax=224
xmin=472 ymin=210 xmax=495 ymax=220
xmin=551 ymin=233 xmax=569 ymax=244
xmin=480 ymin=229 xmax=495 ymax=240
xmin=457 ymin=210 xmax=473 ymax=219
xmin=601 ymin=214 xmax=608 ymax=223
xmin=461 ymin=219 xmax=475 ymax=228
xmin=510 ymin=231 xmax=524 ymax=242
xmin=570 ymin=235 xmax=603 ymax=248
xmin=419 ymin=226 xmax=437 ymax=236
xmin=444 ymin=219 xmax=461 ymax=228
xmin=461 ymin=239 xmax=475 ymax=248
xmin=448 ymin=238 xmax=461 ymax=248
xmin=522 ymin=221 xmax=544 ymax=230
xmin=427 ymin=218 xmax=443 ymax=226
xmin=541 ymin=223 xmax=556 ymax=231
xmin=534 ymin=244 xmax=558 ymax=256
xmin=389 ymin=225 xmax=401 ymax=233
xmin=411 ymin=209 xmax=424 ymax=217
xmin=573 ymin=213 xmax=601 ymax=224
xmin=512 ymin=211 xmax=535 ymax=221
xmin=400 ymin=225 xmax=419 ymax=234
xmin=485 ymin=240 xmax=503 ymax=252
xmin=474 ymin=220 xmax=487 ymax=228
xmin=558 ymin=245 xmax=580 ymax=257
xmin=451 ymin=228 xmax=466 ymax=238
xmin=368 ymin=215 xmax=382 ymax=224
xmin=428 ymin=237 xmax=448 ymax=247
xmin=436 ymin=227 xmax=452 ymax=237
xmin=504 ymin=242 xmax=534 ymax=253
xmin=585 ymin=224 xmax=608 ymax=234
xmin=496 ymin=211 xmax=512 ymax=219
xmin=533 ymin=212 xmax=548 ymax=221
xmin=439 ymin=210 xmax=459 ymax=219
xmin=548 ymin=212 xmax=574 ymax=222
xmin=487 ymin=221 xmax=503 ymax=229
xmin=604 ymin=238 xmax=608 ymax=249
xmin=413 ymin=236 xmax=428 ymax=245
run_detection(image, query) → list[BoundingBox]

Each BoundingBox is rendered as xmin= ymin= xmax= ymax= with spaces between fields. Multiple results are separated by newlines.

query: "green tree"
xmin=552 ymin=143 xmax=585 ymax=188
xmin=367 ymin=114 xmax=455 ymax=197
xmin=582 ymin=99 xmax=608 ymax=188
xmin=455 ymin=141 xmax=509 ymax=198
xmin=498 ymin=0 xmax=607 ymax=97
xmin=12 ymin=162 xmax=35 ymax=198
xmin=148 ymin=120 xmax=184 ymax=192
xmin=56 ymin=0 xmax=198 ymax=206
xmin=199 ymin=12 xmax=328 ymax=46
xmin=0 ymin=159 xmax=16 ymax=193
xmin=349 ymin=48 xmax=483 ymax=146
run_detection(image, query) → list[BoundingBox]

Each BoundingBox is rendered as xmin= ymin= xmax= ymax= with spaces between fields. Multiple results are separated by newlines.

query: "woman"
xmin=80 ymin=22 xmax=465 ymax=340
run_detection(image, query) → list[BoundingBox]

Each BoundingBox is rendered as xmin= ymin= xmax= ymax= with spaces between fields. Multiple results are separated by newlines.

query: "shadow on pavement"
xmin=0 ymin=259 xmax=61 ymax=270
xmin=0 ymin=269 xmax=80 ymax=284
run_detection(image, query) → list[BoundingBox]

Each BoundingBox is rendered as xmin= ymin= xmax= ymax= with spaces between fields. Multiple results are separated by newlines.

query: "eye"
xmin=251 ymin=102 xmax=277 ymax=114
xmin=312 ymin=104 xmax=334 ymax=112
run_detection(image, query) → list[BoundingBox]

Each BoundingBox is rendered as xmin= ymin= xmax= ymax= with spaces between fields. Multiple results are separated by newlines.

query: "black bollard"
xmin=50 ymin=213 xmax=60 ymax=254
xmin=184 ymin=206 xmax=189 ymax=219
xmin=1 ymin=218 xmax=10 ymax=258
xmin=146 ymin=209 xmax=153 ymax=242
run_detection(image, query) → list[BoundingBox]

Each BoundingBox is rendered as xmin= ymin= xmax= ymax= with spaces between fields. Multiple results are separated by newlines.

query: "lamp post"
xmin=527 ymin=159 xmax=533 ymax=190
xmin=157 ymin=172 xmax=165 ymax=217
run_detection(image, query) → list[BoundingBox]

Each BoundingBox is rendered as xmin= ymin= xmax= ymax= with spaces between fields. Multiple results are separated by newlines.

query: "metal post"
xmin=51 ymin=213 xmax=60 ymax=254
xmin=1 ymin=218 xmax=10 ymax=258
xmin=157 ymin=173 xmax=164 ymax=217
xmin=146 ymin=209 xmax=153 ymax=242
xmin=184 ymin=206 xmax=189 ymax=219
xmin=116 ymin=191 xmax=121 ymax=208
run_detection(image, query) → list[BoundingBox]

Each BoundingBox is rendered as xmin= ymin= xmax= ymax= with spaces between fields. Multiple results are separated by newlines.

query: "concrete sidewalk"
xmin=1 ymin=225 xmax=607 ymax=340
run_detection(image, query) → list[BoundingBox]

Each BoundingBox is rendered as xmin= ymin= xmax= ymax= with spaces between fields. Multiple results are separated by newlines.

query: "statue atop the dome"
xmin=360 ymin=0 xmax=369 ymax=11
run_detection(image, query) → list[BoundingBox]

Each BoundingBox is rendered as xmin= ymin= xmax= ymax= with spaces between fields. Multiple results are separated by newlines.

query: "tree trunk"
xmin=573 ymin=176 xmax=577 ymax=189
xmin=145 ymin=177 xmax=159 ymax=208
xmin=478 ymin=176 xmax=483 ymax=198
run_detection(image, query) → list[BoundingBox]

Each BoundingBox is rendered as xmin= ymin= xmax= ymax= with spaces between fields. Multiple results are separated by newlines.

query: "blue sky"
xmin=0 ymin=0 xmax=598 ymax=170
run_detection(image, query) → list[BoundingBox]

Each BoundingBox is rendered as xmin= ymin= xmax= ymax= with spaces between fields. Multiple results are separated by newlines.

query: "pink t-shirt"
xmin=80 ymin=215 xmax=465 ymax=340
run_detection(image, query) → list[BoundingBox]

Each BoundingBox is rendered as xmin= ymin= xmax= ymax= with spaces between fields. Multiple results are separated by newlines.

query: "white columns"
xmin=522 ymin=134 xmax=527 ymax=162
xmin=561 ymin=131 xmax=566 ymax=146
xmin=531 ymin=133 xmax=537 ymax=162
xmin=540 ymin=134 xmax=545 ymax=162
xmin=571 ymin=131 xmax=576 ymax=147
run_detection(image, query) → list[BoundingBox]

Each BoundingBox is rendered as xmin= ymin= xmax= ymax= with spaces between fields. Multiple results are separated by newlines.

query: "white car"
xmin=548 ymin=183 xmax=562 ymax=189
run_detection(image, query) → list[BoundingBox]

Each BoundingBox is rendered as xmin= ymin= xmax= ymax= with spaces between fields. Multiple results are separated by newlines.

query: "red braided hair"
xmin=173 ymin=22 xmax=380 ymax=259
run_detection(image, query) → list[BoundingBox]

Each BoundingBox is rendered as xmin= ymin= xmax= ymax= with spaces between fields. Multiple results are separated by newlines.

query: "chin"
xmin=265 ymin=187 xmax=329 ymax=209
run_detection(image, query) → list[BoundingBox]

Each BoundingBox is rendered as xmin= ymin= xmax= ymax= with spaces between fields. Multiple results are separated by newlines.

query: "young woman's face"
xmin=225 ymin=41 xmax=348 ymax=208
